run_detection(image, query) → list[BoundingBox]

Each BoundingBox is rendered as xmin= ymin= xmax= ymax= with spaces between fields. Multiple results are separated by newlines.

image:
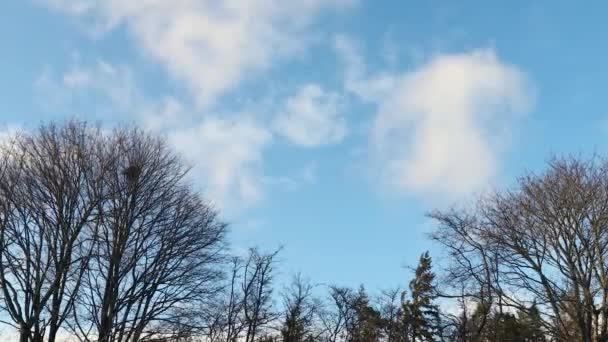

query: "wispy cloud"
xmin=273 ymin=84 xmax=347 ymax=147
xmin=168 ymin=115 xmax=272 ymax=212
xmin=34 ymin=60 xmax=141 ymax=116
xmin=41 ymin=0 xmax=358 ymax=108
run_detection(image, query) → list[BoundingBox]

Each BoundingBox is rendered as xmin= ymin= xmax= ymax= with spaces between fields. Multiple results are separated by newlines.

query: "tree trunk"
xmin=48 ymin=323 xmax=58 ymax=342
xmin=19 ymin=326 xmax=29 ymax=342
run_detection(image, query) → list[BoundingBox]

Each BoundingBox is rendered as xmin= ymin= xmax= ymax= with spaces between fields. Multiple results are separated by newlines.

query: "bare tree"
xmin=197 ymin=256 xmax=248 ymax=342
xmin=430 ymin=157 xmax=608 ymax=342
xmin=318 ymin=286 xmax=354 ymax=342
xmin=0 ymin=122 xmax=108 ymax=342
xmin=67 ymin=127 xmax=227 ymax=342
xmin=194 ymin=248 xmax=280 ymax=342
xmin=242 ymin=248 xmax=280 ymax=342
xmin=377 ymin=288 xmax=405 ymax=342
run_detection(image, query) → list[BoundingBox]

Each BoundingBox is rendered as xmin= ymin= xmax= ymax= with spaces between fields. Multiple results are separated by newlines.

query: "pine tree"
xmin=281 ymin=303 xmax=308 ymax=342
xmin=450 ymin=302 xmax=547 ymax=342
xmin=280 ymin=275 xmax=317 ymax=342
xmin=403 ymin=252 xmax=441 ymax=341
xmin=517 ymin=304 xmax=546 ymax=342
xmin=348 ymin=286 xmax=383 ymax=342
xmin=446 ymin=300 xmax=489 ymax=342
xmin=489 ymin=311 xmax=523 ymax=341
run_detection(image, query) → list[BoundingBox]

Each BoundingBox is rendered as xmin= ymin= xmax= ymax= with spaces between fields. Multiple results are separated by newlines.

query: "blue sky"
xmin=2 ymin=0 xmax=608 ymax=291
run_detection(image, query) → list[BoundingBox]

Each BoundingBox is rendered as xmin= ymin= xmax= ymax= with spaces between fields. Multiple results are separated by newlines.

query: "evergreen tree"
xmin=280 ymin=275 xmax=318 ymax=342
xmin=488 ymin=311 xmax=524 ymax=341
xmin=281 ymin=302 xmax=309 ymax=342
xmin=450 ymin=302 xmax=547 ymax=342
xmin=348 ymin=286 xmax=383 ymax=342
xmin=403 ymin=252 xmax=441 ymax=341
xmin=517 ymin=304 xmax=546 ymax=342
xmin=447 ymin=300 xmax=490 ymax=342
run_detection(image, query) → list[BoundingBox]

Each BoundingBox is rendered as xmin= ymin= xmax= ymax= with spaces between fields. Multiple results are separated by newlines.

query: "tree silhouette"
xmin=403 ymin=252 xmax=440 ymax=341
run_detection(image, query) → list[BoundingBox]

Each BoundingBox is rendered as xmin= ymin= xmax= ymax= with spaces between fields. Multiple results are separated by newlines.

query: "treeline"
xmin=0 ymin=121 xmax=605 ymax=342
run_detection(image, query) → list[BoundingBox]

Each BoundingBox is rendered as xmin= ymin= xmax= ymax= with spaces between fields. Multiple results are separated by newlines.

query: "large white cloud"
xmin=42 ymin=0 xmax=357 ymax=108
xmin=273 ymin=84 xmax=346 ymax=147
xmin=336 ymin=41 xmax=534 ymax=197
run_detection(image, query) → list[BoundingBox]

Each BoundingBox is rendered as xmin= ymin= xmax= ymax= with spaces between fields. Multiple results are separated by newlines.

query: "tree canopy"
xmin=1 ymin=122 xmax=604 ymax=342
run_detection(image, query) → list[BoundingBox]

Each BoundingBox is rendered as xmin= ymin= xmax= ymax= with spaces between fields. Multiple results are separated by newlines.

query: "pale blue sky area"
xmin=2 ymin=0 xmax=608 ymax=291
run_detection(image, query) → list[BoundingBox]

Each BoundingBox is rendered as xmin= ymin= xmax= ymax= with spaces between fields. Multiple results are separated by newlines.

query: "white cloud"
xmin=42 ymin=0 xmax=357 ymax=108
xmin=168 ymin=116 xmax=272 ymax=212
xmin=273 ymin=84 xmax=346 ymax=147
xmin=338 ymin=44 xmax=533 ymax=197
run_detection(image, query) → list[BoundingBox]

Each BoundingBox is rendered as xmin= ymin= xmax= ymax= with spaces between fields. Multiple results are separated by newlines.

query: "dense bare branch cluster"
xmin=0 ymin=122 xmax=227 ymax=342
xmin=431 ymin=157 xmax=608 ymax=341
